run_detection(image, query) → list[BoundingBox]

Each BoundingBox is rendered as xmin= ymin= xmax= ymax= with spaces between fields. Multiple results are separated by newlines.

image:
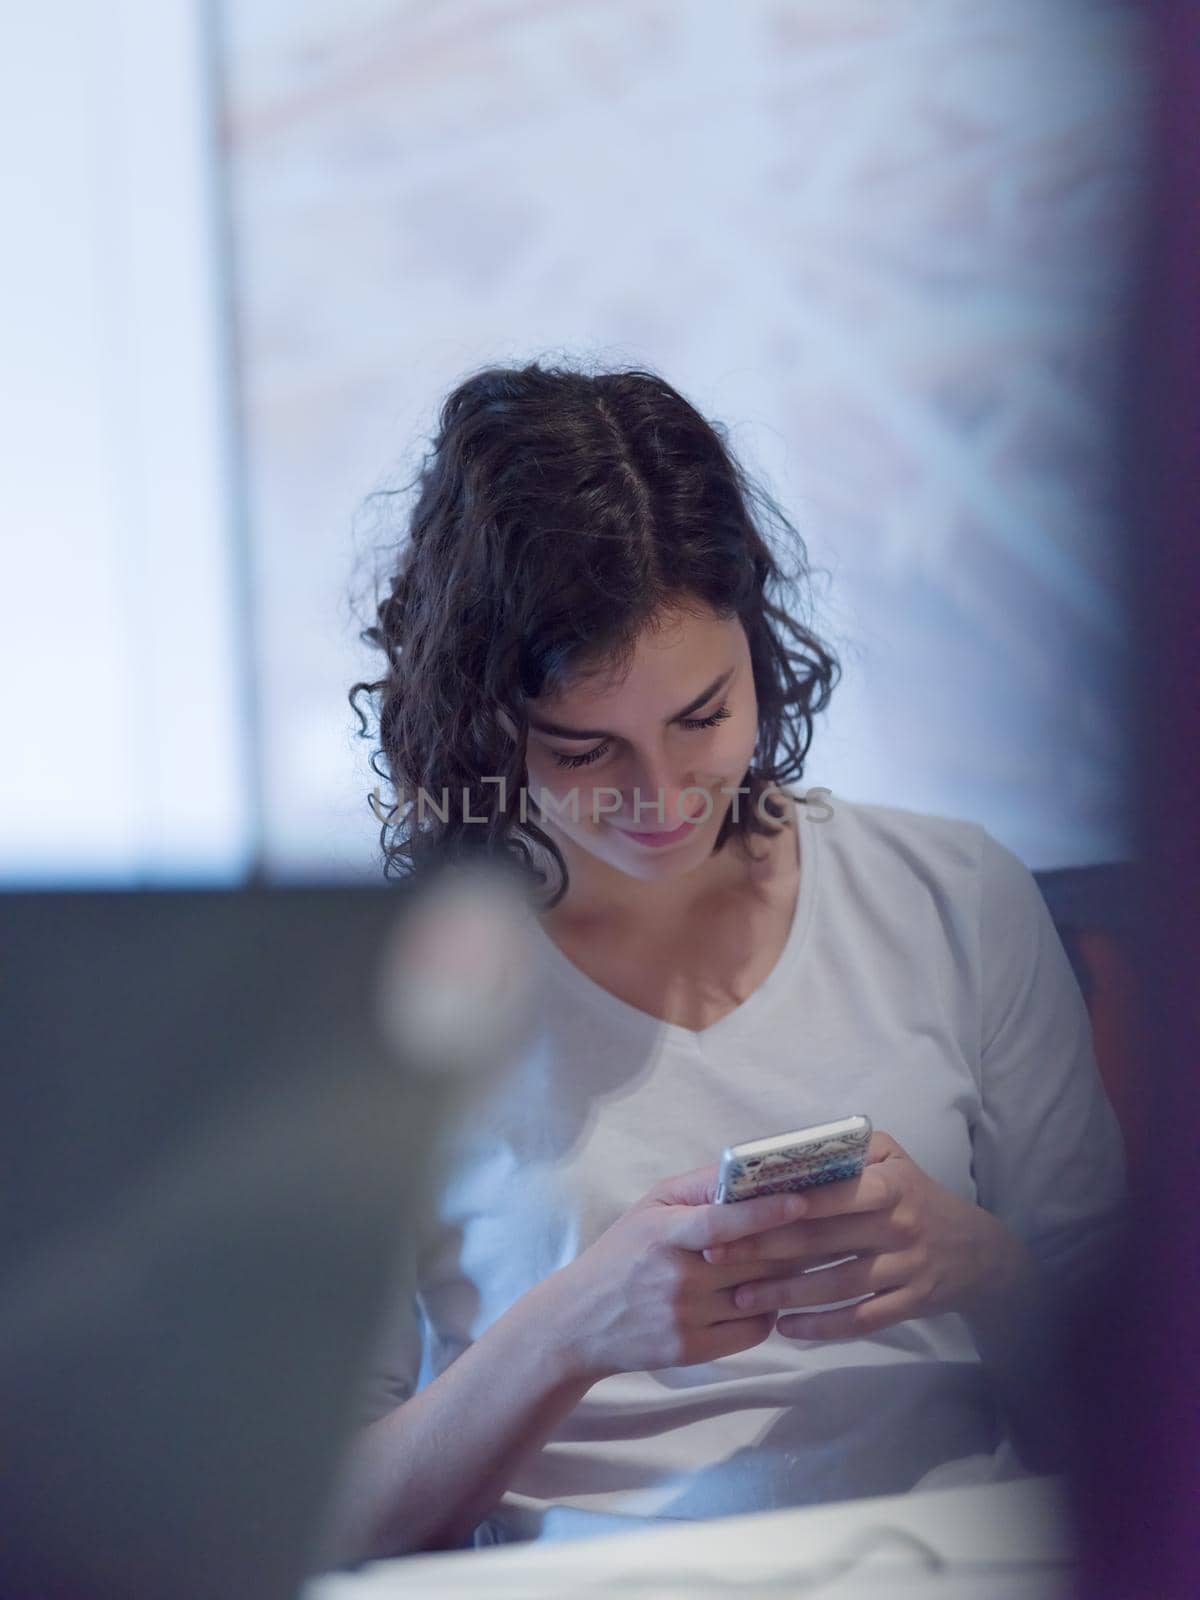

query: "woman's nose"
xmin=620 ymin=759 xmax=700 ymax=827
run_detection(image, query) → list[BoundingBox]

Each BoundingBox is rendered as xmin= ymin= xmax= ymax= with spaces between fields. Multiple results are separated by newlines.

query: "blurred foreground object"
xmin=307 ymin=1472 xmax=1076 ymax=1599
xmin=0 ymin=863 xmax=532 ymax=1599
xmin=373 ymin=857 xmax=540 ymax=1079
xmin=1068 ymin=3 xmax=1200 ymax=1596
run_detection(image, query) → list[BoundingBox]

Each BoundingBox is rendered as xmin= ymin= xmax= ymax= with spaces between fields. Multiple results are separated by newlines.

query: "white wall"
xmin=0 ymin=0 xmax=253 ymax=885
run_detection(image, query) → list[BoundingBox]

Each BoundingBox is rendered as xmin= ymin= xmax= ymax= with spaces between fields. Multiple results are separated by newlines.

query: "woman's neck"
xmin=534 ymin=810 xmax=789 ymax=939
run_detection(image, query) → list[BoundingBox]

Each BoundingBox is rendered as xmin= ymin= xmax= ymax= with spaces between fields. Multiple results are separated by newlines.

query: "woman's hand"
xmin=702 ymin=1132 xmax=1033 ymax=1340
xmin=540 ymin=1166 xmax=812 ymax=1382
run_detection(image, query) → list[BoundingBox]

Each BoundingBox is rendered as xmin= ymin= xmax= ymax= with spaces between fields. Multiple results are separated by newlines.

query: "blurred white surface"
xmin=0 ymin=0 xmax=252 ymax=885
xmin=304 ymin=1472 xmax=1076 ymax=1599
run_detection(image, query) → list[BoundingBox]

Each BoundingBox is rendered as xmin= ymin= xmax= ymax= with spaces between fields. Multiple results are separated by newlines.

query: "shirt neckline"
xmin=528 ymin=789 xmax=822 ymax=1051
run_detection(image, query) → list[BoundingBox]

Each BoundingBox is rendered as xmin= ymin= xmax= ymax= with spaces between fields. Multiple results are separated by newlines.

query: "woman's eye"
xmin=553 ymin=743 xmax=610 ymax=770
xmin=680 ymin=704 xmax=732 ymax=732
xmin=550 ymin=706 xmax=730 ymax=769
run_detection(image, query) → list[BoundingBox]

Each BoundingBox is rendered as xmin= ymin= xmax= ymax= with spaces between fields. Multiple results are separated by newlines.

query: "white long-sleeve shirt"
xmin=357 ymin=792 xmax=1127 ymax=1544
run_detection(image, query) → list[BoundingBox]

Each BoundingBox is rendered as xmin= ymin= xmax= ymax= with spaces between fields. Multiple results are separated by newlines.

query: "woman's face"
xmin=523 ymin=604 xmax=760 ymax=885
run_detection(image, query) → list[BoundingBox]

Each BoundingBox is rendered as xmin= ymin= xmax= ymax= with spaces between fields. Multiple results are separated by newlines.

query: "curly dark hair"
xmin=349 ymin=359 xmax=841 ymax=911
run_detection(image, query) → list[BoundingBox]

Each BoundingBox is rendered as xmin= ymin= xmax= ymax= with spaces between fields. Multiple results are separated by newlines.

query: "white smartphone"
xmin=715 ymin=1115 xmax=872 ymax=1203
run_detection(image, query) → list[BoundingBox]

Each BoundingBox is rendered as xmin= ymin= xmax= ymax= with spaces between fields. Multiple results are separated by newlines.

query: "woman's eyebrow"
xmin=527 ymin=668 xmax=735 ymax=741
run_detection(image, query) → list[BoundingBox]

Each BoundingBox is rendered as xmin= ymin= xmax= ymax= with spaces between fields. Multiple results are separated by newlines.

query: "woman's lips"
xmin=614 ymin=816 xmax=701 ymax=848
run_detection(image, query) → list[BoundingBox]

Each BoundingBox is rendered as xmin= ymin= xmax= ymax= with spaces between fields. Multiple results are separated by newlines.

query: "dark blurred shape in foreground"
xmin=0 ymin=862 xmax=531 ymax=1600
xmin=1067 ymin=4 xmax=1200 ymax=1596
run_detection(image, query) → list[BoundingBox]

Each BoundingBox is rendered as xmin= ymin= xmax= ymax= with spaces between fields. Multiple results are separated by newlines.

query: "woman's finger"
xmin=708 ymin=1281 xmax=794 ymax=1321
xmin=730 ymin=1251 xmax=912 ymax=1314
xmin=670 ymin=1190 xmax=808 ymax=1251
xmin=786 ymin=1161 xmax=899 ymax=1222
xmin=705 ymin=1210 xmax=892 ymax=1266
xmin=776 ymin=1284 xmax=924 ymax=1341
xmin=644 ymin=1164 xmax=722 ymax=1208
xmin=704 ymin=1251 xmax=853 ymax=1293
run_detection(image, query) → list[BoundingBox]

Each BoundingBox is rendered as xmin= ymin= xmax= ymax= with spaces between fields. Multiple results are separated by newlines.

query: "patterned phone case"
xmin=717 ymin=1119 xmax=872 ymax=1201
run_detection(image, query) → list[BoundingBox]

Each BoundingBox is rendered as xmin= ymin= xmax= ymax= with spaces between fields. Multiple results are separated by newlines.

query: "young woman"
xmin=332 ymin=362 xmax=1126 ymax=1561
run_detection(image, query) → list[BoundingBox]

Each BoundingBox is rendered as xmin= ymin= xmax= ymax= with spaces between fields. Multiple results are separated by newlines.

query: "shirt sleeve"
xmin=351 ymin=1263 xmax=426 ymax=1429
xmin=969 ymin=825 xmax=1129 ymax=1292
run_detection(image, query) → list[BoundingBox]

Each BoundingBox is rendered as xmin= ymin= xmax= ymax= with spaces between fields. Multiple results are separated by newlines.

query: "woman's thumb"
xmin=647 ymin=1164 xmax=720 ymax=1208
